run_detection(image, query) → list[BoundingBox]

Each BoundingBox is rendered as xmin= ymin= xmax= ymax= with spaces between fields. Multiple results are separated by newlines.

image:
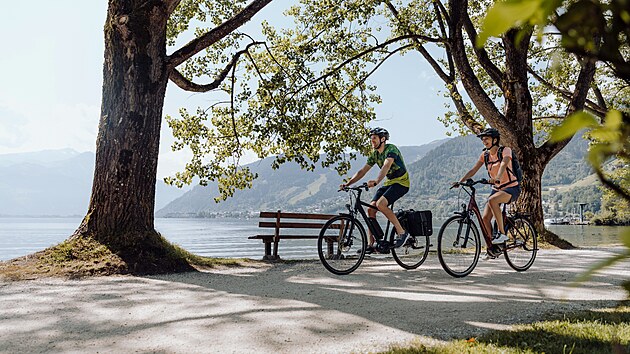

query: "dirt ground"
xmin=0 ymin=247 xmax=628 ymax=354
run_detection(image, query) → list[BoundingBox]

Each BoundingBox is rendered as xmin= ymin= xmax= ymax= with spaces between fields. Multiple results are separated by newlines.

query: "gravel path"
xmin=0 ymin=247 xmax=628 ymax=353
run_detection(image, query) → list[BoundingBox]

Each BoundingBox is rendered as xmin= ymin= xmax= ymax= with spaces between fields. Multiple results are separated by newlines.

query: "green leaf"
xmin=550 ymin=111 xmax=599 ymax=142
xmin=477 ymin=0 xmax=541 ymax=47
xmin=587 ymin=143 xmax=614 ymax=167
xmin=604 ymin=109 xmax=623 ymax=130
xmin=575 ymin=251 xmax=630 ymax=283
xmin=621 ymin=228 xmax=630 ymax=248
xmin=590 ymin=127 xmax=621 ymax=143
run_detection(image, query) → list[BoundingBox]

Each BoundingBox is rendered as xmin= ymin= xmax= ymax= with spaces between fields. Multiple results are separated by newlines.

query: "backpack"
xmin=483 ymin=146 xmax=523 ymax=186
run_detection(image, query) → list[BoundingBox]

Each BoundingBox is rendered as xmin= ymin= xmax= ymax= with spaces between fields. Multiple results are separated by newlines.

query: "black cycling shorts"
xmin=490 ymin=185 xmax=521 ymax=203
xmin=371 ymin=184 xmax=409 ymax=205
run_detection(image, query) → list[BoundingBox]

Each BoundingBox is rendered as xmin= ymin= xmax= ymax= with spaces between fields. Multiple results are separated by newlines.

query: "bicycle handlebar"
xmin=450 ymin=178 xmax=490 ymax=189
xmin=339 ymin=182 xmax=370 ymax=192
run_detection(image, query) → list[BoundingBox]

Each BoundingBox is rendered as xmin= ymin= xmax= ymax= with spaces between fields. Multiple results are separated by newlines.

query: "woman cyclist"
xmin=453 ymin=128 xmax=521 ymax=257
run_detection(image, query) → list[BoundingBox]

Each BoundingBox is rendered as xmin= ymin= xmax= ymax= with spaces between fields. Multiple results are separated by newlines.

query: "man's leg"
xmin=367 ymin=201 xmax=378 ymax=245
xmin=376 ymin=196 xmax=405 ymax=235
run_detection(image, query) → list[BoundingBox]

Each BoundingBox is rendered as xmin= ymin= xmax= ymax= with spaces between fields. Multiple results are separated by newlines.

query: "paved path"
xmin=0 ymin=248 xmax=628 ymax=353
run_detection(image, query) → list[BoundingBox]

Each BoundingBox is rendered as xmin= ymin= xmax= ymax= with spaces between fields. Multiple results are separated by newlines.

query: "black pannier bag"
xmin=396 ymin=209 xmax=433 ymax=236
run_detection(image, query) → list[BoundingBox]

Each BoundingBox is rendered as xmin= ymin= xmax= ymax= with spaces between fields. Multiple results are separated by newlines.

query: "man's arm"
xmin=368 ymin=158 xmax=394 ymax=188
xmin=342 ymin=164 xmax=372 ymax=188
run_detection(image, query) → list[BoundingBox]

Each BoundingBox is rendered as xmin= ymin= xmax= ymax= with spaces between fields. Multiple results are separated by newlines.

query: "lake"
xmin=0 ymin=217 xmax=626 ymax=261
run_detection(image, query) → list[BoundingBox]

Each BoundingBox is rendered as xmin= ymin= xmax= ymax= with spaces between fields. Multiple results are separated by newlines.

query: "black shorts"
xmin=372 ymin=184 xmax=409 ymax=205
xmin=490 ymin=185 xmax=521 ymax=203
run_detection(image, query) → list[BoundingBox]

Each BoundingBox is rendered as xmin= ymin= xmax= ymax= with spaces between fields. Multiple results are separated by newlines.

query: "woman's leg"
xmin=488 ymin=191 xmax=512 ymax=234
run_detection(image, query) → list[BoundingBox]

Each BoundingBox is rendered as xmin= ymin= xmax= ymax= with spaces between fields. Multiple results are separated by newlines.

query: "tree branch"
xmin=385 ymin=1 xmax=452 ymax=82
xmin=538 ymin=54 xmax=599 ymax=163
xmin=432 ymin=1 xmax=454 ymax=75
xmin=593 ymin=83 xmax=608 ymax=111
xmin=293 ymin=34 xmax=442 ymax=93
xmin=168 ymin=41 xmax=263 ymax=92
xmin=462 ymin=10 xmax=503 ymax=88
xmin=167 ymin=0 xmax=273 ymax=69
xmin=164 ymin=0 xmax=183 ymax=15
xmin=448 ymin=0 xmax=504 ymax=122
xmin=527 ymin=65 xmax=607 ymax=117
xmin=596 ymin=169 xmax=630 ymax=204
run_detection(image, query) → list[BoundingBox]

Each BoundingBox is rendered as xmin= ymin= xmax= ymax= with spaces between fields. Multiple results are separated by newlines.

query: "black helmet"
xmin=369 ymin=127 xmax=389 ymax=140
xmin=476 ymin=127 xmax=500 ymax=139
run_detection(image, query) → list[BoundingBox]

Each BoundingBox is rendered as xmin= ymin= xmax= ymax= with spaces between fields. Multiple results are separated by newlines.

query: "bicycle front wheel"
xmin=390 ymin=229 xmax=430 ymax=269
xmin=317 ymin=215 xmax=367 ymax=275
xmin=504 ymin=216 xmax=537 ymax=271
xmin=437 ymin=215 xmax=481 ymax=278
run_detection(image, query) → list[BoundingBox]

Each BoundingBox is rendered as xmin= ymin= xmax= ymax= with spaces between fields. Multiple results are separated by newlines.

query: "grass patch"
xmin=382 ymin=306 xmax=630 ymax=353
xmin=0 ymin=236 xmax=127 ymax=280
xmin=168 ymin=242 xmax=251 ymax=269
xmin=0 ymin=233 xmax=258 ymax=280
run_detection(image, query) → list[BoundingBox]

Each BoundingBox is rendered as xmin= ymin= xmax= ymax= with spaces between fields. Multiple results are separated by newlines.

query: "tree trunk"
xmin=72 ymin=0 xmax=192 ymax=273
xmin=513 ymin=147 xmax=575 ymax=248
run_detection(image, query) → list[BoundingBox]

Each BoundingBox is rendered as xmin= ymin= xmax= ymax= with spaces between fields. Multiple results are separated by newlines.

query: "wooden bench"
xmin=248 ymin=210 xmax=338 ymax=260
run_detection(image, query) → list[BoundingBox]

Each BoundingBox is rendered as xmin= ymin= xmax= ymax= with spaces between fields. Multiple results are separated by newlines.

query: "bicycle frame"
xmin=455 ymin=182 xmax=494 ymax=248
xmin=455 ymin=180 xmax=533 ymax=252
xmin=343 ymin=184 xmax=393 ymax=241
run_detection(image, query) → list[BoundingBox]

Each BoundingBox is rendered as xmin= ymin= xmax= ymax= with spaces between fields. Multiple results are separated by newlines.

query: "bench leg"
xmin=327 ymin=240 xmax=333 ymax=257
xmin=265 ymin=241 xmax=271 ymax=258
xmin=262 ymin=241 xmax=280 ymax=261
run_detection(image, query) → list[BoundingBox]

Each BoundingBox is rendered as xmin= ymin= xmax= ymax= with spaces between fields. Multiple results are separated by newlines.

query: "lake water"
xmin=0 ymin=217 xmax=626 ymax=261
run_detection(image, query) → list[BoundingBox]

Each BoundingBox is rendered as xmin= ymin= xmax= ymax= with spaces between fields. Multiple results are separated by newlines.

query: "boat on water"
xmin=544 ymin=218 xmax=571 ymax=225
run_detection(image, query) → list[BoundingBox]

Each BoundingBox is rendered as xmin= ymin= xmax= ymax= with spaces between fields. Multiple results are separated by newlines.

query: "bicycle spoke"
xmin=318 ymin=215 xmax=366 ymax=275
xmin=391 ymin=232 xmax=430 ymax=270
xmin=504 ymin=216 xmax=537 ymax=271
xmin=438 ymin=216 xmax=481 ymax=277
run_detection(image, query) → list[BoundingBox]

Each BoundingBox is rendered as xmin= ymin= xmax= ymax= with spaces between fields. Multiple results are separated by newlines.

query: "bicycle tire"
xmin=390 ymin=229 xmax=430 ymax=270
xmin=437 ymin=215 xmax=481 ymax=278
xmin=317 ymin=215 xmax=367 ymax=275
xmin=504 ymin=216 xmax=537 ymax=271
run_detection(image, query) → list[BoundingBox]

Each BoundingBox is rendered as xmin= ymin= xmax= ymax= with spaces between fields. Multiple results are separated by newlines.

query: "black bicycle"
xmin=437 ymin=178 xmax=538 ymax=277
xmin=317 ymin=183 xmax=430 ymax=275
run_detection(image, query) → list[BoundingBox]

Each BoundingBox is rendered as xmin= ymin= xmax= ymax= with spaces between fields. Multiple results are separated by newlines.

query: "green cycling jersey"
xmin=367 ymin=143 xmax=410 ymax=187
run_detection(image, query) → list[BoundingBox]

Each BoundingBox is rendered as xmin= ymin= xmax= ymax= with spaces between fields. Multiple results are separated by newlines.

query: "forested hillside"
xmin=158 ymin=135 xmax=598 ymax=218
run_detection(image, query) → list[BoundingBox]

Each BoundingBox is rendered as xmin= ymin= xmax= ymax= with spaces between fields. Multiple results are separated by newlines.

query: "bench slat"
xmin=259 ymin=211 xmax=336 ymax=220
xmin=251 ymin=211 xmax=346 ymax=260
xmin=258 ymin=221 xmax=342 ymax=229
xmin=249 ymin=235 xmax=322 ymax=239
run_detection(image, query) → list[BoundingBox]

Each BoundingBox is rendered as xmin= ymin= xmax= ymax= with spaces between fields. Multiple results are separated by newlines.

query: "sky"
xmin=0 ymin=1 xmax=451 ymax=178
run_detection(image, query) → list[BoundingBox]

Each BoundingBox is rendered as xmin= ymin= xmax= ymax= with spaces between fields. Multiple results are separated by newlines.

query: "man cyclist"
xmin=340 ymin=127 xmax=410 ymax=253
xmin=453 ymin=127 xmax=521 ymax=257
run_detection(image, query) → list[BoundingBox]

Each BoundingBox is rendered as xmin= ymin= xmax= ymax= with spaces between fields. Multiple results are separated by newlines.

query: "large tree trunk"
xmin=513 ymin=148 xmax=574 ymax=248
xmin=72 ymin=0 xmax=192 ymax=273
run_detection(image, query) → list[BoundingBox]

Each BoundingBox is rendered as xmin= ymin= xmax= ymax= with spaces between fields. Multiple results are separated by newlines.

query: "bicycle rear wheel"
xmin=437 ymin=215 xmax=481 ymax=278
xmin=504 ymin=216 xmax=537 ymax=271
xmin=317 ymin=215 xmax=367 ymax=275
xmin=390 ymin=229 xmax=430 ymax=269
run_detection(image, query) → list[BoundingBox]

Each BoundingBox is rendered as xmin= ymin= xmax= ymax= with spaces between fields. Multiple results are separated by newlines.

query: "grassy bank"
xmin=384 ymin=306 xmax=630 ymax=353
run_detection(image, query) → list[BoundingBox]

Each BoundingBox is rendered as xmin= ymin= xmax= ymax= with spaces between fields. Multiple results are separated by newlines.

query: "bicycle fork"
xmin=454 ymin=217 xmax=473 ymax=248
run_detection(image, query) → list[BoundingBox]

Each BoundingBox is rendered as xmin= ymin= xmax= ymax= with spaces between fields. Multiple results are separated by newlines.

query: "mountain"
xmin=0 ymin=149 xmax=188 ymax=216
xmin=158 ymin=135 xmax=598 ymax=218
xmin=156 ymin=140 xmax=449 ymax=217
